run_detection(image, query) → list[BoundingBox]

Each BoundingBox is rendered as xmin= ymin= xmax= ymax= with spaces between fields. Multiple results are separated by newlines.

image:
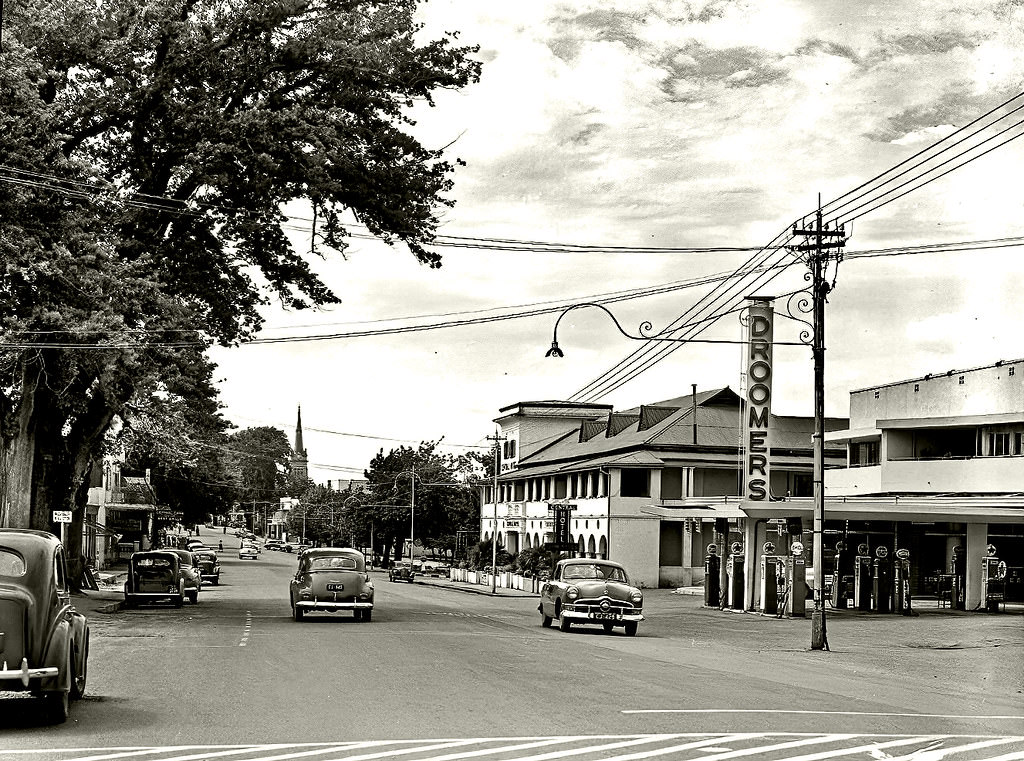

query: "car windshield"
xmin=310 ymin=556 xmax=358 ymax=571
xmin=0 ymin=549 xmax=26 ymax=576
xmin=562 ymin=563 xmax=626 ymax=582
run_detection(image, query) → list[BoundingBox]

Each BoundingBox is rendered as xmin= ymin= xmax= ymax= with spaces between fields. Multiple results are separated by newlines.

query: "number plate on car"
xmin=326 ymin=583 xmax=344 ymax=591
xmin=589 ymin=612 xmax=622 ymax=620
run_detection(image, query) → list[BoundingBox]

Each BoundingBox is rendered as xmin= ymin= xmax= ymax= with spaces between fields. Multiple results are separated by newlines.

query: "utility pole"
xmin=486 ymin=429 xmax=507 ymax=594
xmin=791 ymin=196 xmax=846 ymax=652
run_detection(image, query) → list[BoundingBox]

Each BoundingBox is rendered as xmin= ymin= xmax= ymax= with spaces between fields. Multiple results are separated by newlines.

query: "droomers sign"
xmin=745 ymin=298 xmax=774 ymax=500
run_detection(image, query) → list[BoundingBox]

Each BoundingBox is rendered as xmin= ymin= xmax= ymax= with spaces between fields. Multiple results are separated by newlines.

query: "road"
xmin=2 ymin=529 xmax=1022 ymax=760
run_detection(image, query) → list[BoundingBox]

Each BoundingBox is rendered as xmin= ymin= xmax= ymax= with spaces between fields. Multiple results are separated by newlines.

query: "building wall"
xmin=609 ymin=515 xmax=660 ymax=588
xmin=850 ymin=360 xmax=1024 ymax=428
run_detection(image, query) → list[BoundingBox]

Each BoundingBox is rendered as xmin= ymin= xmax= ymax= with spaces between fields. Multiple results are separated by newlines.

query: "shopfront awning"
xmin=642 ymin=497 xmax=747 ymax=521
xmin=741 ymin=495 xmax=1024 ymax=523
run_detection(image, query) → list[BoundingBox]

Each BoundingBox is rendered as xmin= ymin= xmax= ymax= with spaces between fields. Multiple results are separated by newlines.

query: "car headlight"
xmin=630 ymin=590 xmax=643 ymax=604
xmin=566 ymin=586 xmax=580 ymax=601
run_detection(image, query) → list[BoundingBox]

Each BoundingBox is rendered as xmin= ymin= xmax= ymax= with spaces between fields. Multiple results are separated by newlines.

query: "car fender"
xmin=39 ymin=617 xmax=72 ymax=693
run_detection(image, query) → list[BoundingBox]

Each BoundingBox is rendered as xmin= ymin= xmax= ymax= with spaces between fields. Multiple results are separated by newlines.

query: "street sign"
xmin=52 ymin=511 xmax=72 ymax=523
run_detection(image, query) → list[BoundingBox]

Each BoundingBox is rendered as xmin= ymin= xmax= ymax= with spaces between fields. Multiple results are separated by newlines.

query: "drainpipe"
xmin=692 ymin=384 xmax=698 ymax=444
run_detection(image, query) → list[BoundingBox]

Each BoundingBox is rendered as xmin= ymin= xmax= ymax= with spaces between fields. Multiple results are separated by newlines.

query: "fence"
xmin=449 ymin=567 xmax=543 ymax=594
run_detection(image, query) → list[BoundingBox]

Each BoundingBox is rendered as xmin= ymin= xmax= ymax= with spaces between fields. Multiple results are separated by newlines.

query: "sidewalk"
xmin=411 ymin=573 xmax=538 ymax=598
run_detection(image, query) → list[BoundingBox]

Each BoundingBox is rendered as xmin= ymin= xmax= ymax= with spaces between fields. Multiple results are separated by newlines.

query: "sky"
xmin=209 ymin=0 xmax=1024 ymax=486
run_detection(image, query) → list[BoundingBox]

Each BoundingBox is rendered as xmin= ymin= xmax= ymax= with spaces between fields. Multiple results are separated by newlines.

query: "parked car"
xmin=389 ymin=562 xmax=415 ymax=583
xmin=538 ymin=558 xmax=643 ymax=636
xmin=264 ymin=540 xmax=286 ymax=551
xmin=193 ymin=549 xmax=221 ymax=585
xmin=124 ymin=551 xmax=187 ymax=607
xmin=162 ymin=548 xmax=203 ymax=603
xmin=238 ymin=544 xmax=258 ymax=560
xmin=284 ymin=542 xmax=310 ymax=554
xmin=289 ymin=547 xmax=374 ymax=622
xmin=0 ymin=529 xmax=89 ymax=723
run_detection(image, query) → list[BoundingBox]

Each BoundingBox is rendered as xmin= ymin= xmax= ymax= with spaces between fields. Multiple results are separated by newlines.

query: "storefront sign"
xmin=505 ymin=519 xmax=521 ymax=529
xmin=744 ymin=298 xmax=774 ymax=500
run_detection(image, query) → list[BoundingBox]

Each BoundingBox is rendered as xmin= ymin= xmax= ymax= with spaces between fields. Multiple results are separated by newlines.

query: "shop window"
xmin=620 ymin=469 xmax=651 ymax=498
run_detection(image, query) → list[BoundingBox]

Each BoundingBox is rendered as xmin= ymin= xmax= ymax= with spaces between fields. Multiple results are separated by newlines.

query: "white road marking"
xmin=622 ymin=709 xmax=1024 ymax=720
xmin=239 ymin=610 xmax=253 ymax=647
xmin=883 ymin=737 xmax=1024 ymax=760
xmin=675 ymin=734 xmax=855 ymax=760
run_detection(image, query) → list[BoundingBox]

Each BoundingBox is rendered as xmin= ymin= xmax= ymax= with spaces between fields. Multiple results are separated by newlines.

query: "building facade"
xmin=482 ymin=390 xmax=846 ymax=588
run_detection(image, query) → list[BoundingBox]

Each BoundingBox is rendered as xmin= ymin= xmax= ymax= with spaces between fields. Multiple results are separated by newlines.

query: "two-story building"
xmin=482 ymin=389 xmax=847 ymax=588
xmin=745 ymin=358 xmax=1024 ymax=610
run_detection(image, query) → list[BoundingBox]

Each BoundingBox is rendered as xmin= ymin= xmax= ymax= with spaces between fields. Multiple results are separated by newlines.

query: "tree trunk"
xmin=1 ymin=363 xmax=42 ymax=528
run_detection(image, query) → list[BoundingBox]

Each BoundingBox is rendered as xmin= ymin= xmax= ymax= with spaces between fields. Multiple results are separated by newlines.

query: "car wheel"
xmin=292 ymin=600 xmax=303 ymax=622
xmin=624 ymin=621 xmax=638 ymax=636
xmin=188 ymin=591 xmax=199 ymax=604
xmin=45 ymin=688 xmax=70 ymax=724
xmin=602 ymin=622 xmax=614 ymax=633
xmin=362 ymin=610 xmax=372 ymax=622
xmin=70 ymin=636 xmax=88 ymax=700
xmin=213 ymin=576 xmax=219 ymax=586
xmin=556 ymin=604 xmax=572 ymax=632
xmin=174 ymin=582 xmax=185 ymax=608
xmin=540 ymin=605 xmax=552 ymax=628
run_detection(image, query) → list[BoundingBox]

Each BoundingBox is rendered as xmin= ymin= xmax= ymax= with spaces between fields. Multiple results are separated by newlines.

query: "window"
xmin=958 ymin=375 xmax=965 ymax=385
xmin=1010 ymin=366 xmax=1016 ymax=377
xmin=989 ymin=432 xmax=1011 ymax=456
xmin=1016 ymin=433 xmax=1023 ymax=455
xmin=0 ymin=550 xmax=26 ymax=577
xmin=873 ymin=390 xmax=880 ymax=399
xmin=914 ymin=383 xmax=919 ymax=392
xmin=620 ymin=468 xmax=651 ymax=497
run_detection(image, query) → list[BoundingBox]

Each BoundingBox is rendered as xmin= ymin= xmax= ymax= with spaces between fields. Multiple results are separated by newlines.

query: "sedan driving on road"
xmin=290 ymin=547 xmax=374 ymax=621
xmin=539 ymin=558 xmax=643 ymax=636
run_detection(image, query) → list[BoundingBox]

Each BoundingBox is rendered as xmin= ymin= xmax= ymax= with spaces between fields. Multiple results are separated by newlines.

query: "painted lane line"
xmin=679 ymin=734 xmax=857 ymax=761
xmin=56 ymin=748 xmax=201 ymax=761
xmin=221 ymin=738 xmax=487 ymax=761
xmin=758 ymin=736 xmax=948 ymax=761
xmin=622 ymin=709 xmax=1024 ymax=721
xmin=979 ymin=752 xmax=1024 ymax=761
xmin=403 ymin=736 xmax=608 ymax=761
xmin=469 ymin=734 xmax=688 ymax=761
xmin=883 ymin=737 xmax=1024 ymax=761
xmin=590 ymin=734 xmax=764 ymax=761
xmin=239 ymin=610 xmax=252 ymax=647
xmin=109 ymin=742 xmax=381 ymax=761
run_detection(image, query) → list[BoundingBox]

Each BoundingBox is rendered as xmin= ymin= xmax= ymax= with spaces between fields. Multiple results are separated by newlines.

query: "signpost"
xmin=52 ymin=510 xmax=72 ymax=545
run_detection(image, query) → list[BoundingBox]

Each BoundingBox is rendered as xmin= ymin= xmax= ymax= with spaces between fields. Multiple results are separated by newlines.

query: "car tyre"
xmin=292 ymin=601 xmax=304 ymax=622
xmin=602 ymin=622 xmax=614 ymax=633
xmin=188 ymin=590 xmax=199 ymax=604
xmin=174 ymin=581 xmax=185 ymax=608
xmin=363 ymin=610 xmax=372 ymax=622
xmin=540 ymin=607 xmax=552 ymax=628
xmin=213 ymin=576 xmax=219 ymax=586
xmin=557 ymin=604 xmax=572 ymax=632
xmin=46 ymin=688 xmax=70 ymax=724
xmin=624 ymin=621 xmax=638 ymax=636
xmin=71 ymin=636 xmax=88 ymax=700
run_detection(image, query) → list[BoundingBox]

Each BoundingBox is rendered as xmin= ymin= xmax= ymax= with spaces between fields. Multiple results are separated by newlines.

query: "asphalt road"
xmin=2 ymin=528 xmax=1022 ymax=760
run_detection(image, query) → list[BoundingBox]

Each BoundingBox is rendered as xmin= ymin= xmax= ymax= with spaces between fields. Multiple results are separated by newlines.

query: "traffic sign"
xmin=52 ymin=511 xmax=72 ymax=523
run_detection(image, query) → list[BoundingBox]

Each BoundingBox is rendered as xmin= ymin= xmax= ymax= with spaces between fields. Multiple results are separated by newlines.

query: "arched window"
xmin=587 ymin=535 xmax=597 ymax=557
xmin=599 ymin=536 xmax=607 ymax=559
xmin=577 ymin=536 xmax=585 ymax=557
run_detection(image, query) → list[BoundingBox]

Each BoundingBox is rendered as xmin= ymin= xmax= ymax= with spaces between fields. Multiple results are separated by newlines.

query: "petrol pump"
xmin=981 ymin=544 xmax=1007 ymax=613
xmin=726 ymin=541 xmax=744 ymax=610
xmin=893 ymin=548 xmax=912 ymax=615
xmin=854 ymin=542 xmax=872 ymax=611
xmin=830 ymin=540 xmax=854 ymax=609
xmin=950 ymin=544 xmax=966 ymax=610
xmin=758 ymin=541 xmax=785 ymax=615
xmin=785 ymin=541 xmax=806 ymax=618
xmin=703 ymin=544 xmax=720 ymax=607
xmin=872 ymin=545 xmax=893 ymax=613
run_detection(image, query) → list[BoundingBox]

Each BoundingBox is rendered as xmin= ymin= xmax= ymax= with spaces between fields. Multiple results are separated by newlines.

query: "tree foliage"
xmin=356 ymin=441 xmax=478 ymax=564
xmin=0 ymin=0 xmax=481 ymax=587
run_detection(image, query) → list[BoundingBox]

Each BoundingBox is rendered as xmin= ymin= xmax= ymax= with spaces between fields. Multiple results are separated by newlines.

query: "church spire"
xmin=291 ymin=405 xmax=308 ymax=483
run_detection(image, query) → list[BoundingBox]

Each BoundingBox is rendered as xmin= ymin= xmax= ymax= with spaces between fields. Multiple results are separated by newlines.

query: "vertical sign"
xmin=745 ymin=298 xmax=774 ymax=500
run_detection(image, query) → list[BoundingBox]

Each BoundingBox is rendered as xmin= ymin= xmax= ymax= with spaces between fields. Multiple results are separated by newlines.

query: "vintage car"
xmin=238 ymin=544 xmax=258 ymax=560
xmin=388 ymin=562 xmax=415 ymax=583
xmin=264 ymin=540 xmax=286 ymax=551
xmin=193 ymin=549 xmax=221 ymax=585
xmin=538 ymin=558 xmax=643 ymax=636
xmin=124 ymin=550 xmax=188 ymax=607
xmin=162 ymin=548 xmax=203 ymax=603
xmin=0 ymin=529 xmax=89 ymax=723
xmin=290 ymin=547 xmax=374 ymax=621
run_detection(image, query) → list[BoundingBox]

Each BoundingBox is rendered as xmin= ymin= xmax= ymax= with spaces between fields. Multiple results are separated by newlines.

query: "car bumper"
xmin=295 ymin=600 xmax=374 ymax=611
xmin=126 ymin=591 xmax=182 ymax=599
xmin=0 ymin=658 xmax=59 ymax=687
xmin=561 ymin=609 xmax=644 ymax=623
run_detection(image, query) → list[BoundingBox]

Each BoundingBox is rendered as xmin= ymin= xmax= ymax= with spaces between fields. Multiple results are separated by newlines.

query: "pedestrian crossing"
xmin=9 ymin=733 xmax=1024 ymax=761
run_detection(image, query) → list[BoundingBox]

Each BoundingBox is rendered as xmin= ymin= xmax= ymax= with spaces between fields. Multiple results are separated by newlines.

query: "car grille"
xmin=571 ymin=596 xmax=638 ymax=615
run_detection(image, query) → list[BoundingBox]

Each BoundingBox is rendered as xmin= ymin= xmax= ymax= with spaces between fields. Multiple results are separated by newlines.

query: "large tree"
xmin=0 ymin=0 xmax=480 ymax=579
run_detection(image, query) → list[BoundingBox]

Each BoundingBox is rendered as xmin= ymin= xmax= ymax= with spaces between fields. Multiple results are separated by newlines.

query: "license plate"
xmin=589 ymin=612 xmax=622 ymax=620
xmin=326 ymin=583 xmax=344 ymax=591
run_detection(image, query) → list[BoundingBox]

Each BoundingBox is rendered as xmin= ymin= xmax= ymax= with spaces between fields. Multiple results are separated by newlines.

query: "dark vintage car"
xmin=388 ymin=562 xmax=415 ymax=583
xmin=162 ymin=548 xmax=203 ymax=603
xmin=538 ymin=558 xmax=644 ymax=636
xmin=124 ymin=550 xmax=188 ymax=607
xmin=289 ymin=547 xmax=374 ymax=622
xmin=0 ymin=529 xmax=89 ymax=723
xmin=193 ymin=549 xmax=221 ymax=585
